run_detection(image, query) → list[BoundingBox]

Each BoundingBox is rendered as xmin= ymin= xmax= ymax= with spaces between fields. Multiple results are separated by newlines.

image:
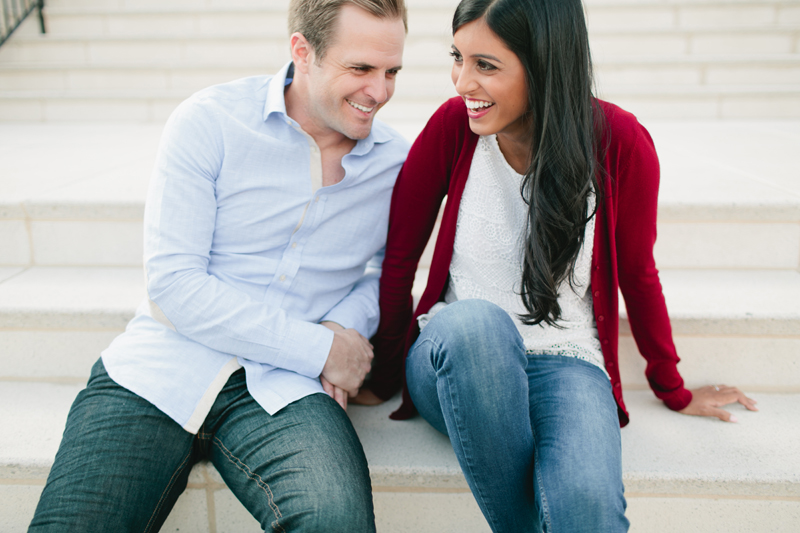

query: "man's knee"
xmin=283 ymin=488 xmax=375 ymax=533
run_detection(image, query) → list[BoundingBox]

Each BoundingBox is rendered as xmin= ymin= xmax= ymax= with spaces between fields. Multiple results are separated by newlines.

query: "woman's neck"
xmin=496 ymin=131 xmax=532 ymax=175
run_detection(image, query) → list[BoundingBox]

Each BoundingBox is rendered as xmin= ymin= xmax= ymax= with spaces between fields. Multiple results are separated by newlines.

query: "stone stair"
xmin=1 ymin=0 xmax=800 ymax=531
xmin=0 ymin=0 xmax=799 ymax=121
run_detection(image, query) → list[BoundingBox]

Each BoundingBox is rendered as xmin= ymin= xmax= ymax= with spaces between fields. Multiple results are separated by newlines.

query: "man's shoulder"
xmin=369 ymin=118 xmax=412 ymax=153
xmin=180 ymin=75 xmax=273 ymax=114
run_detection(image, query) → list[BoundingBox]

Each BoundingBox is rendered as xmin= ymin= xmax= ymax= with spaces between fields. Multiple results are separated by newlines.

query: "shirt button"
xmin=292 ymin=242 xmax=297 ymax=249
xmin=315 ymin=196 xmax=320 ymax=203
xmin=310 ymin=146 xmax=318 ymax=152
xmin=598 ymin=315 xmax=605 ymax=322
xmin=279 ymin=275 xmax=286 ymax=282
xmin=285 ymin=119 xmax=291 ymax=125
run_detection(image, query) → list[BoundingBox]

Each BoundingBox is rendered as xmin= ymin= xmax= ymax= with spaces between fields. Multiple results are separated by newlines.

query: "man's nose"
xmin=364 ymin=73 xmax=389 ymax=104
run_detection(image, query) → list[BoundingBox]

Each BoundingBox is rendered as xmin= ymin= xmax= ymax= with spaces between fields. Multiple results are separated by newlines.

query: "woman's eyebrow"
xmin=451 ymin=45 xmax=503 ymax=63
xmin=472 ymin=53 xmax=503 ymax=63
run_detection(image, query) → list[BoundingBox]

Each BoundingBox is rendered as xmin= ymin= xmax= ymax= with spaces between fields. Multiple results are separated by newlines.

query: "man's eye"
xmin=386 ymin=69 xmax=399 ymax=76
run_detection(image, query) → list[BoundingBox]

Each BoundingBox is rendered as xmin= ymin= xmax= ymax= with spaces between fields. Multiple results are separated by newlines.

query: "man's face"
xmin=305 ymin=5 xmax=405 ymax=140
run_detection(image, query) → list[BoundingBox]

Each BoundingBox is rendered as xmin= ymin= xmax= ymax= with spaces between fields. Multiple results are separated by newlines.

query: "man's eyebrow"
xmin=349 ymin=62 xmax=403 ymax=71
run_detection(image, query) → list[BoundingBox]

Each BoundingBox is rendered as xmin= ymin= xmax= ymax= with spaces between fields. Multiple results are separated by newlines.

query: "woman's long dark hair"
xmin=453 ymin=0 xmax=606 ymax=326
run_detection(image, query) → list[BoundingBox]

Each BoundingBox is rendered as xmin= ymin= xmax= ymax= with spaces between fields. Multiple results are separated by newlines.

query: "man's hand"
xmin=678 ymin=384 xmax=758 ymax=422
xmin=320 ymin=322 xmax=373 ymax=407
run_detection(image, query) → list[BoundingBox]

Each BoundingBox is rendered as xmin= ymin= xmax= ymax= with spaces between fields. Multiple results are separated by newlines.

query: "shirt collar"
xmin=263 ymin=61 xmax=294 ymax=122
xmin=263 ymin=62 xmax=394 ymax=152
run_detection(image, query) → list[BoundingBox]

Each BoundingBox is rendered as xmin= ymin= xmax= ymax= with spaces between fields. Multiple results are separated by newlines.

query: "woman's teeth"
xmin=347 ymin=100 xmax=374 ymax=113
xmin=466 ymin=99 xmax=494 ymax=110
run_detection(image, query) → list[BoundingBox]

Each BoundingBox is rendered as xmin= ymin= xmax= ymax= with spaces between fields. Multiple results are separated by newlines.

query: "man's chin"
xmin=342 ymin=123 xmax=373 ymax=141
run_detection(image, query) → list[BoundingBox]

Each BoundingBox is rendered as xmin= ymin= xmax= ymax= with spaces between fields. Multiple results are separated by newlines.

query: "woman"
xmin=357 ymin=0 xmax=758 ymax=530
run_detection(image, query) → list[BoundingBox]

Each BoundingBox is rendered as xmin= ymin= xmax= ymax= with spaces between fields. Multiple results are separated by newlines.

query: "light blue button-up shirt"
xmin=102 ymin=63 xmax=409 ymax=433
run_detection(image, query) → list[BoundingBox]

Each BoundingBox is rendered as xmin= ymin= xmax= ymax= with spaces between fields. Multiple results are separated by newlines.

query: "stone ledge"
xmin=2 ymin=381 xmax=797 ymax=497
xmin=2 ymin=382 xmax=798 ymax=532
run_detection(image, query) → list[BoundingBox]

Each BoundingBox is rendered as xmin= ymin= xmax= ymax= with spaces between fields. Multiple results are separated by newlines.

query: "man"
xmin=28 ymin=1 xmax=408 ymax=531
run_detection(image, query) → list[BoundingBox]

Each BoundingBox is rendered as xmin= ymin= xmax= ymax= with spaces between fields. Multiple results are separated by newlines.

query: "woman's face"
xmin=451 ymin=18 xmax=529 ymax=142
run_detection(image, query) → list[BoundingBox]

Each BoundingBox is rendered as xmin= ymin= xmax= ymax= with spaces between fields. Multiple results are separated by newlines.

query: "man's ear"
xmin=290 ymin=32 xmax=315 ymax=74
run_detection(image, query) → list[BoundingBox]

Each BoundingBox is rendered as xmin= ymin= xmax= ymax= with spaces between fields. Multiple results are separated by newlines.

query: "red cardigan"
xmin=370 ymin=97 xmax=692 ymax=426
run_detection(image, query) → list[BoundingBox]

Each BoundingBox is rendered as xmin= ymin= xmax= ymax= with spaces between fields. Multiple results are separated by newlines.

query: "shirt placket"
xmin=263 ymin=118 xmax=327 ymax=307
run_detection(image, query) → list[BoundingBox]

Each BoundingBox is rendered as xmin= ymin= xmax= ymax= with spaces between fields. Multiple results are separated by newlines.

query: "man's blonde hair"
xmin=288 ymin=0 xmax=407 ymax=61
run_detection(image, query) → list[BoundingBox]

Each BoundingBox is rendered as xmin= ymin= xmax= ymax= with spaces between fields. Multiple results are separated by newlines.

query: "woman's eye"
xmin=449 ymin=50 xmax=463 ymax=62
xmin=477 ymin=60 xmax=496 ymax=71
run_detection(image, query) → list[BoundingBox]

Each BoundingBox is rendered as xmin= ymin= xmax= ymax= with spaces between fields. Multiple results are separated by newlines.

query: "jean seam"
xmin=213 ymin=436 xmax=285 ymax=533
xmin=143 ymin=448 xmax=193 ymax=533
xmin=438 ymin=352 xmax=502 ymax=530
xmin=531 ymin=423 xmax=552 ymax=533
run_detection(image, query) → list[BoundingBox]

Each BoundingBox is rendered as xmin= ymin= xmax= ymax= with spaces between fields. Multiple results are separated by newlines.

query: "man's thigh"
xmin=29 ymin=358 xmax=197 ymax=533
xmin=209 ymin=389 xmax=374 ymax=533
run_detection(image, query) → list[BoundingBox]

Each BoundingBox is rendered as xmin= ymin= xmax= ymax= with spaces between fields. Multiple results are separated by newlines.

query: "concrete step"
xmin=1 ymin=0 xmax=799 ymax=120
xmin=2 ymin=121 xmax=797 ymax=268
xmin=0 ymin=381 xmax=797 ymax=532
xmin=3 ymin=56 xmax=800 ymax=92
xmin=4 ymin=86 xmax=800 ymax=121
xmin=1 ymin=266 xmax=798 ymax=391
xmin=8 ymin=3 xmax=797 ymax=39
xmin=2 ymin=25 xmax=797 ymax=66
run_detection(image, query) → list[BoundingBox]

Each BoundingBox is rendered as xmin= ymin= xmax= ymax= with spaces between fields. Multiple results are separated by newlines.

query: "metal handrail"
xmin=0 ymin=0 xmax=45 ymax=48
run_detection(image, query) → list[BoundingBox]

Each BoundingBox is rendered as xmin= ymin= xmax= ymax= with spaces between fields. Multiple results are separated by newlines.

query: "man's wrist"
xmin=320 ymin=321 xmax=345 ymax=331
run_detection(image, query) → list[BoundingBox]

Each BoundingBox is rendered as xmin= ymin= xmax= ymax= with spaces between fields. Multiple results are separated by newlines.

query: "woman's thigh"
xmin=208 ymin=382 xmax=374 ymax=533
xmin=29 ymin=358 xmax=197 ymax=533
xmin=527 ymin=355 xmax=628 ymax=533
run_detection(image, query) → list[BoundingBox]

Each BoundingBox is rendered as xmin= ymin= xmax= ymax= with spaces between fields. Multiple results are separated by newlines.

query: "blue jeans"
xmin=407 ymin=299 xmax=628 ymax=533
xmin=29 ymin=358 xmax=374 ymax=532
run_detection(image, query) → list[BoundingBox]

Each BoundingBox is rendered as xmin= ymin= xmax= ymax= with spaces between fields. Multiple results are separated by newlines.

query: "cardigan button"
xmin=594 ymin=291 xmax=600 ymax=298
xmin=598 ymin=315 xmax=604 ymax=322
xmin=603 ymin=339 xmax=609 ymax=345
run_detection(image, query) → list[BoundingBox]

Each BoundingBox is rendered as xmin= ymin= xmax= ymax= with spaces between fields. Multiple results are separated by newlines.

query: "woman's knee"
xmin=536 ymin=459 xmax=627 ymax=532
xmin=423 ymin=299 xmax=524 ymax=362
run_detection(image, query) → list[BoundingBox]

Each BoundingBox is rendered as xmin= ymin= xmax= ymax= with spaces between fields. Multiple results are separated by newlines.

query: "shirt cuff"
xmin=273 ymin=320 xmax=333 ymax=379
xmin=321 ymin=303 xmax=371 ymax=338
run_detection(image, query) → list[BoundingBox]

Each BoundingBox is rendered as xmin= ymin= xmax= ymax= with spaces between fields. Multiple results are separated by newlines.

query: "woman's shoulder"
xmin=422 ymin=97 xmax=472 ymax=139
xmin=597 ymin=100 xmax=651 ymax=147
xmin=410 ymin=97 xmax=477 ymax=160
xmin=596 ymin=99 xmax=657 ymax=171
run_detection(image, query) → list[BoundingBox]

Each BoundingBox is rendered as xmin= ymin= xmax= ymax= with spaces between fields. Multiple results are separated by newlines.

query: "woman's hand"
xmin=679 ymin=384 xmax=758 ymax=422
xmin=350 ymin=387 xmax=385 ymax=406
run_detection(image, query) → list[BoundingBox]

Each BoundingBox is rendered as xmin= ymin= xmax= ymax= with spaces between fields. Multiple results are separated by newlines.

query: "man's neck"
xmin=284 ymin=80 xmax=357 ymax=154
xmin=284 ymin=81 xmax=357 ymax=187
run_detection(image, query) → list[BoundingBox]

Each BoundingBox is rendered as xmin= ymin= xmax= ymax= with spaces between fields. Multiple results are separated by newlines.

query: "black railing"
xmin=1 ymin=0 xmax=45 ymax=48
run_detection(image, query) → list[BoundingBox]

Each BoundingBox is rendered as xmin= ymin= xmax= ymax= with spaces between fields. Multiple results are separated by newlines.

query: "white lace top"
xmin=418 ymin=135 xmax=607 ymax=375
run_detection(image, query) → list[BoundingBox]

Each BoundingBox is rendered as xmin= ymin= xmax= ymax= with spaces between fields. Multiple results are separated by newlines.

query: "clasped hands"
xmin=319 ymin=321 xmax=374 ymax=410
